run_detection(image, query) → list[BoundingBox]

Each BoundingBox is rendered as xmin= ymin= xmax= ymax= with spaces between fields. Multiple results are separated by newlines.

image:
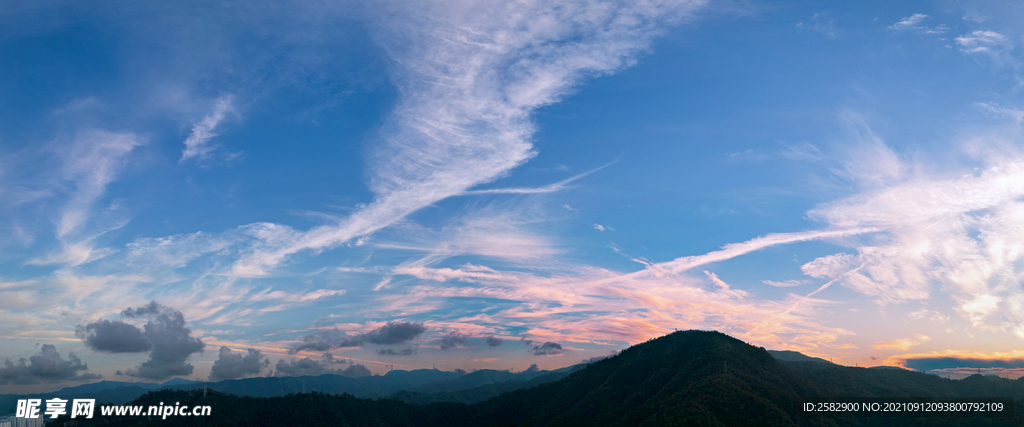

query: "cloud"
xmin=340 ymin=364 xmax=372 ymax=377
xmin=561 ymin=204 xmax=578 ymax=211
xmin=761 ymin=279 xmax=807 ymax=288
xmin=806 ymin=155 xmax=1024 ymax=321
xmin=181 ymin=95 xmax=235 ymax=162
xmin=364 ymin=321 xmax=427 ymax=344
xmin=209 ymin=346 xmax=269 ymax=382
xmin=531 ymin=342 xmax=564 ymax=356
xmin=872 ymin=335 xmax=931 ymax=351
xmin=649 ymin=228 xmax=877 ymax=276
xmin=797 ymin=13 xmax=837 ymax=38
xmin=0 ymin=344 xmax=100 ymax=385
xmin=461 ymin=163 xmax=613 ymax=195
xmin=290 ymin=321 xmax=427 ymax=353
xmin=888 ymin=14 xmax=929 ymax=31
xmin=223 ymin=0 xmax=708 ymax=279
xmin=485 ymin=336 xmax=503 ymax=347
xmin=439 ymin=331 xmax=468 ymax=350
xmin=76 ymin=319 xmax=151 ymax=353
xmin=888 ymin=350 xmax=1024 ymax=371
xmin=377 ymin=348 xmax=416 ymax=356
xmin=956 ymin=30 xmax=1008 ymax=52
xmin=955 ymin=30 xmax=1014 ymax=66
xmin=593 ymin=224 xmax=612 ymax=232
xmin=525 ymin=363 xmax=539 ymax=372
xmin=110 ymin=301 xmax=206 ymax=381
xmin=29 ymin=130 xmax=140 ymax=266
xmin=273 ymin=355 xmax=371 ymax=377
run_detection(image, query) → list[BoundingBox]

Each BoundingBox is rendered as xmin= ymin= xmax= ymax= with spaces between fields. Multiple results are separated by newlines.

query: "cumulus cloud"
xmin=0 ymin=344 xmax=99 ymax=385
xmin=485 ymin=336 xmax=503 ymax=347
xmin=209 ymin=346 xmax=269 ymax=381
xmin=290 ymin=321 xmax=427 ymax=353
xmin=377 ymin=348 xmax=416 ymax=356
xmin=525 ymin=363 xmax=539 ymax=372
xmin=439 ymin=331 xmax=468 ymax=350
xmin=84 ymin=301 xmax=207 ymax=381
xmin=273 ymin=355 xmax=371 ymax=378
xmin=76 ymin=319 xmax=151 ymax=353
xmin=530 ymin=342 xmax=564 ymax=356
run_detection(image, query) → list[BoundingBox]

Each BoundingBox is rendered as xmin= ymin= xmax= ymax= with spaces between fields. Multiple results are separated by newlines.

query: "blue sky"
xmin=3 ymin=0 xmax=1024 ymax=392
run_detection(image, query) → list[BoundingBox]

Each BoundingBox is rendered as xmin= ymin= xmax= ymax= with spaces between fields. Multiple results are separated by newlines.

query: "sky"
xmin=2 ymin=0 xmax=1024 ymax=393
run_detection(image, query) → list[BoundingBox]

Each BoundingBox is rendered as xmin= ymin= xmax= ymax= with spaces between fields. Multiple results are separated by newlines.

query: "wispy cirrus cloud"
xmin=222 ymin=0 xmax=708 ymax=280
xmin=29 ymin=130 xmax=140 ymax=267
xmin=873 ymin=334 xmax=931 ymax=351
xmin=180 ymin=95 xmax=235 ymax=163
xmin=888 ymin=13 xmax=947 ymax=33
xmin=955 ymin=30 xmax=1016 ymax=67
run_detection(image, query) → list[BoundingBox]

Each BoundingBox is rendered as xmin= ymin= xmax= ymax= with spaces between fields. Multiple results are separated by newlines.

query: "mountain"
xmin=405 ymin=368 xmax=555 ymax=394
xmin=160 ymin=378 xmax=203 ymax=387
xmin=392 ymin=369 xmax=577 ymax=405
xmin=463 ymin=330 xmax=839 ymax=426
xmin=50 ymin=330 xmax=1024 ymax=426
xmin=767 ymin=350 xmax=836 ymax=365
xmin=162 ymin=369 xmax=464 ymax=398
xmin=50 ymin=381 xmax=163 ymax=395
xmin=781 ymin=360 xmax=1024 ymax=399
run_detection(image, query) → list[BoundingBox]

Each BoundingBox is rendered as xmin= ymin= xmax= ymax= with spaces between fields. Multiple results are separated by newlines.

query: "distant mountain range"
xmin=10 ymin=331 xmax=1024 ymax=426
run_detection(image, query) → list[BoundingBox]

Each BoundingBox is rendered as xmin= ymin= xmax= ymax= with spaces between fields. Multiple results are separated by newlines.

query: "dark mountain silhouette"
xmin=768 ymin=350 xmax=836 ymax=365
xmin=783 ymin=361 xmax=1024 ymax=399
xmin=42 ymin=331 xmax=1024 ymax=426
xmin=392 ymin=369 xmax=578 ymax=405
xmin=462 ymin=330 xmax=838 ymax=426
xmin=405 ymin=368 xmax=557 ymax=394
xmin=161 ymin=369 xmax=463 ymax=398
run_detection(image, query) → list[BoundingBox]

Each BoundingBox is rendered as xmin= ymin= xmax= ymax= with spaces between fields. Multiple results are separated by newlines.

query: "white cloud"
xmin=180 ymin=95 xmax=234 ymax=162
xmin=652 ymin=228 xmax=877 ymax=276
xmin=955 ymin=30 xmax=1016 ymax=68
xmin=29 ymin=130 xmax=140 ymax=266
xmin=956 ymin=30 xmax=1008 ymax=53
xmin=462 ymin=162 xmax=611 ymax=195
xmin=873 ymin=334 xmax=931 ymax=351
xmin=888 ymin=13 xmax=947 ymax=34
xmin=888 ymin=14 xmax=929 ymax=31
xmin=804 ymin=128 xmax=1024 ymax=332
xmin=761 ymin=279 xmax=807 ymax=288
xmin=223 ymin=0 xmax=707 ymax=279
